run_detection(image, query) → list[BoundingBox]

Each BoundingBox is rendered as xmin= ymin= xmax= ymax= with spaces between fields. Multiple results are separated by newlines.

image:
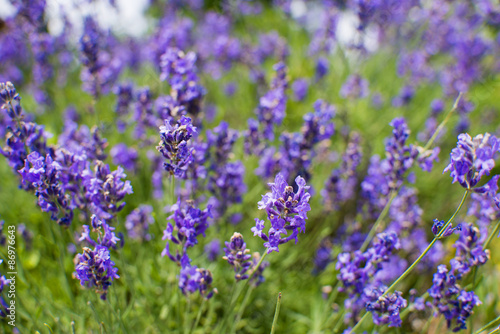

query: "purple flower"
xmin=365 ymin=287 xmax=407 ymax=327
xmin=18 ymin=152 xmax=74 ymax=225
xmin=292 ymin=78 xmax=309 ymax=101
xmin=205 ymin=239 xmax=221 ymax=262
xmin=444 ymin=133 xmax=500 ymax=189
xmin=340 ymin=74 xmax=370 ymax=99
xmin=179 ymin=264 xmax=216 ymax=299
xmin=74 ymin=245 xmax=119 ymax=300
xmin=125 ymin=205 xmax=155 ymax=241
xmin=157 ymin=116 xmax=197 ymax=178
xmin=253 ymin=173 xmax=311 ymax=253
xmin=223 ymin=232 xmax=252 ymax=281
xmin=110 ymin=143 xmax=138 ymax=172
xmin=161 ymin=199 xmax=211 ymax=265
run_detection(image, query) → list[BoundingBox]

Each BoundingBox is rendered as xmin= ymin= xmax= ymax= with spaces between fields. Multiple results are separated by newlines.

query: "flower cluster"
xmin=223 ymin=232 xmax=252 ymax=281
xmin=125 ymin=205 xmax=155 ymax=242
xmin=161 ymin=199 xmax=211 ymax=265
xmin=252 ymin=173 xmax=311 ymax=253
xmin=336 ymin=232 xmax=405 ymax=324
xmin=427 ymin=224 xmax=489 ymax=331
xmin=74 ymin=215 xmax=120 ymax=300
xmin=444 ymin=133 xmax=500 ymax=190
xmin=157 ymin=116 xmax=197 ymax=178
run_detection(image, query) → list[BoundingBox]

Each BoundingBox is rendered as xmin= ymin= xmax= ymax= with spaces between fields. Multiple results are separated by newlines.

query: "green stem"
xmin=421 ymin=92 xmax=463 ymax=152
xmin=231 ymin=285 xmax=256 ymax=333
xmin=191 ymin=298 xmax=207 ymax=333
xmin=350 ymin=190 xmax=468 ymax=333
xmin=360 ymin=191 xmax=398 ymax=252
xmin=270 ymin=292 xmax=282 ymax=334
xmin=184 ymin=298 xmax=191 ymax=334
xmin=49 ymin=223 xmax=75 ymax=305
xmin=483 ymin=219 xmax=500 ymax=251
xmin=476 ymin=315 xmax=500 ymax=334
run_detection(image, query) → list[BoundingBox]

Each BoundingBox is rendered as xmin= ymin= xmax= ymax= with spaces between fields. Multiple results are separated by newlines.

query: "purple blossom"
xmin=223 ymin=232 xmax=252 ymax=281
xmin=82 ymin=161 xmax=133 ymax=220
xmin=110 ymin=143 xmax=138 ymax=172
xmin=322 ymin=132 xmax=362 ymax=210
xmin=178 ymin=264 xmax=216 ymax=299
xmin=340 ymin=74 xmax=370 ymax=100
xmin=444 ymin=133 xmax=500 ymax=189
xmin=157 ymin=116 xmax=197 ymax=178
xmin=18 ymin=152 xmax=74 ymax=225
xmin=204 ymin=239 xmax=221 ymax=262
xmin=161 ymin=199 xmax=211 ymax=265
xmin=253 ymin=173 xmax=311 ymax=253
xmin=292 ymin=78 xmax=309 ymax=101
xmin=365 ymin=287 xmax=407 ymax=327
xmin=125 ymin=205 xmax=155 ymax=241
xmin=74 ymin=245 xmax=119 ymax=300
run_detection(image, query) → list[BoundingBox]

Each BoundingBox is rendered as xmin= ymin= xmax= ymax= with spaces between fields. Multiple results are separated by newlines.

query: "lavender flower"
xmin=161 ymin=199 xmax=211 ymax=265
xmin=292 ymin=78 xmax=309 ymax=101
xmin=157 ymin=116 xmax=197 ymax=178
xmin=74 ymin=245 xmax=119 ymax=300
xmin=205 ymin=239 xmax=221 ymax=262
xmin=444 ymin=133 xmax=500 ymax=189
xmin=83 ymin=161 xmax=133 ymax=220
xmin=18 ymin=152 xmax=74 ymax=225
xmin=249 ymin=252 xmax=269 ymax=287
xmin=223 ymin=232 xmax=252 ymax=281
xmin=125 ymin=205 xmax=155 ymax=241
xmin=322 ymin=132 xmax=362 ymax=210
xmin=340 ymin=74 xmax=369 ymax=100
xmin=0 ymin=263 xmax=10 ymax=317
xmin=365 ymin=287 xmax=407 ymax=327
xmin=179 ymin=264 xmax=216 ymax=299
xmin=252 ymin=173 xmax=311 ymax=253
xmin=110 ymin=143 xmax=138 ymax=172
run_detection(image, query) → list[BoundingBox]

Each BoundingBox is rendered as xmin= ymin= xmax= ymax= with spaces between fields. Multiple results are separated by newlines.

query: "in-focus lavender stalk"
xmin=252 ymin=173 xmax=311 ymax=253
xmin=157 ymin=116 xmax=197 ymax=178
xmin=74 ymin=215 xmax=120 ymax=300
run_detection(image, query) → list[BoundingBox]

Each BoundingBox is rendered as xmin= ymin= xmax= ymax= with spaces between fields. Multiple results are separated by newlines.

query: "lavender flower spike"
xmin=157 ymin=116 xmax=197 ymax=178
xmin=223 ymin=232 xmax=252 ymax=281
xmin=253 ymin=173 xmax=311 ymax=253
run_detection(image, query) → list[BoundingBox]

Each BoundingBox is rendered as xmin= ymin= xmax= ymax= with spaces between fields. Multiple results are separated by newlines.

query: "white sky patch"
xmin=0 ymin=0 xmax=150 ymax=38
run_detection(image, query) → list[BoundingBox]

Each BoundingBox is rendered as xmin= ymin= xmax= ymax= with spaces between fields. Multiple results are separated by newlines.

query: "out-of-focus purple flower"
xmin=292 ymin=78 xmax=309 ymax=101
xmin=223 ymin=232 xmax=252 ymax=281
xmin=315 ymin=57 xmax=329 ymax=79
xmin=205 ymin=239 xmax=221 ymax=262
xmin=313 ymin=239 xmax=333 ymax=273
xmin=253 ymin=173 xmax=311 ymax=253
xmin=249 ymin=252 xmax=269 ymax=287
xmin=255 ymin=62 xmax=288 ymax=141
xmin=157 ymin=116 xmax=197 ymax=178
xmin=340 ymin=74 xmax=369 ymax=100
xmin=110 ymin=143 xmax=138 ymax=172
xmin=125 ymin=205 xmax=154 ymax=241
xmin=179 ymin=264 xmax=216 ymax=299
xmin=392 ymin=85 xmax=415 ymax=107
xmin=322 ymin=132 xmax=362 ymax=210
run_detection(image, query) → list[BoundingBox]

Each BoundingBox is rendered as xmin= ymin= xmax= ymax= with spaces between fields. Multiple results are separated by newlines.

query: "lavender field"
xmin=1 ymin=0 xmax=500 ymax=333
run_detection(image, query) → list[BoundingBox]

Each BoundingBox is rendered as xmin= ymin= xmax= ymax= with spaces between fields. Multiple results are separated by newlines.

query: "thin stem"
xmin=483 ymin=219 xmax=500 ymax=251
xmin=422 ymin=92 xmax=463 ymax=152
xmin=476 ymin=315 xmax=500 ymax=334
xmin=360 ymin=191 xmax=398 ymax=252
xmin=191 ymin=298 xmax=207 ymax=333
xmin=270 ymin=292 xmax=282 ymax=334
xmin=350 ymin=190 xmax=468 ymax=333
xmin=232 ymin=285 xmax=256 ymax=333
xmin=184 ymin=298 xmax=191 ymax=334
